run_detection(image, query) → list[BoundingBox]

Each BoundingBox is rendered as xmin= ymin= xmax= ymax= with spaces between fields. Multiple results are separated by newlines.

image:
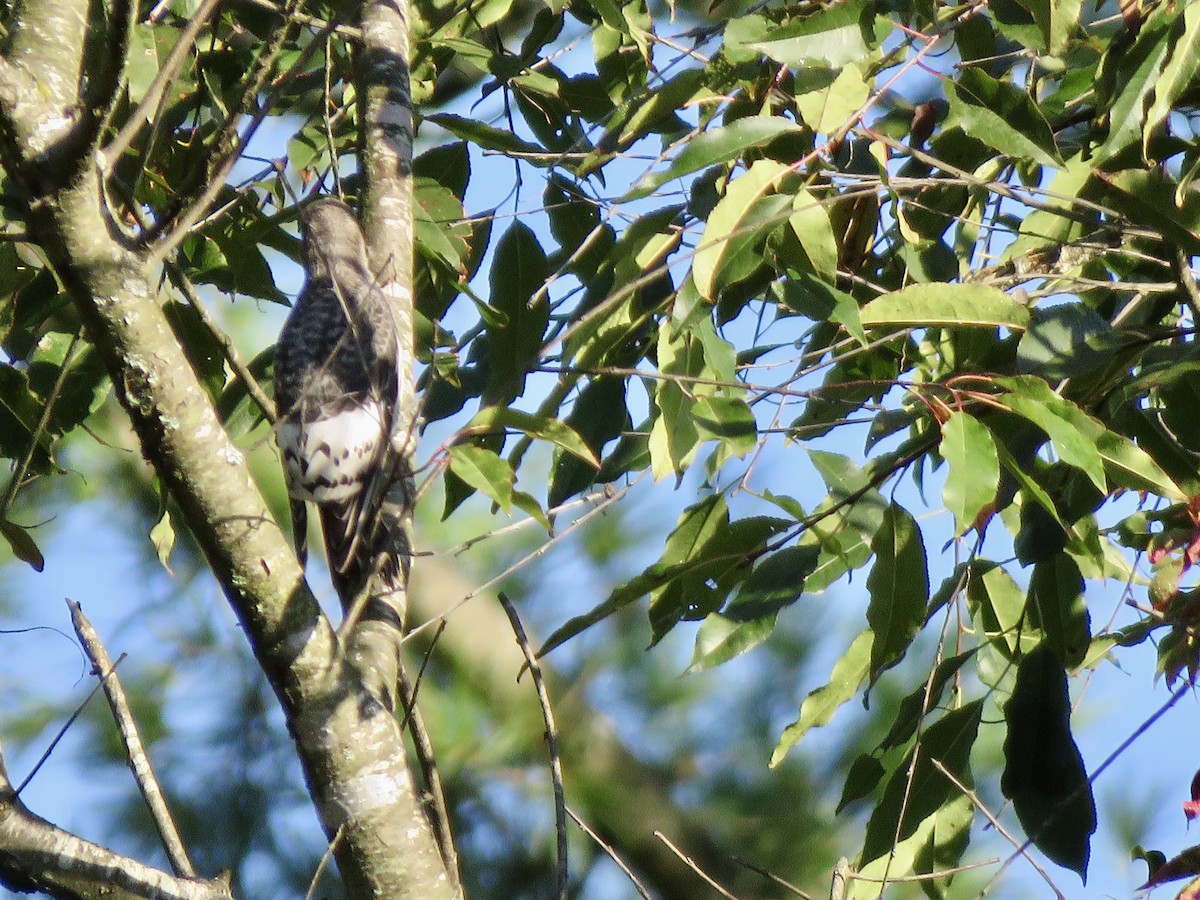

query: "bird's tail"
xmin=322 ymin=466 xmax=413 ymax=711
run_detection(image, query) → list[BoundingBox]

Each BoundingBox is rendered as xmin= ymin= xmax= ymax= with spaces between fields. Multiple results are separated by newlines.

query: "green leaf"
xmin=1001 ymin=645 xmax=1097 ymax=880
xmin=624 ymin=117 xmax=805 ymax=200
xmin=795 ymin=63 xmax=871 ymax=135
xmin=770 ymin=629 xmax=873 ymax=767
xmin=1144 ymin=4 xmax=1200 ymax=157
xmin=1028 ymin=554 xmax=1092 ymax=670
xmin=787 ymin=188 xmax=841 ymax=283
xmin=860 ymin=701 xmax=984 ymax=865
xmin=463 ymin=407 xmax=599 ymax=467
xmin=426 ymin=113 xmax=548 ymax=161
xmin=945 ymin=68 xmax=1063 ymax=168
xmin=774 ymin=274 xmax=866 ymax=346
xmin=877 ymin=650 xmax=974 ymax=753
xmin=1 ymin=518 xmax=44 ymax=571
xmin=940 ymin=412 xmax=1000 ymax=535
xmin=1096 ymin=168 xmax=1200 ymax=256
xmin=999 ymin=375 xmax=1186 ymax=500
xmin=999 ymin=390 xmax=1106 ymax=494
xmin=448 ymin=444 xmax=516 ymax=512
xmin=1097 ymin=13 xmax=1174 ymax=161
xmin=149 ymin=509 xmax=175 ymax=574
xmin=859 ymin=283 xmax=1029 ymax=330
xmin=650 ymin=511 xmax=789 ymax=642
xmin=485 ymin=221 xmax=550 ymax=404
xmin=693 ymin=160 xmax=792 ymax=300
xmin=1016 ymin=304 xmax=1120 ymax=380
xmin=739 ymin=0 xmax=879 ymax=68
xmin=837 ymin=754 xmax=885 ymax=813
xmin=966 ymin=561 xmax=1037 ymax=660
xmin=866 ymin=503 xmax=929 ymax=684
xmin=688 ymin=544 xmax=820 ymax=673
xmin=691 ymin=395 xmax=756 ymax=456
xmin=549 ymin=377 xmax=628 ymax=508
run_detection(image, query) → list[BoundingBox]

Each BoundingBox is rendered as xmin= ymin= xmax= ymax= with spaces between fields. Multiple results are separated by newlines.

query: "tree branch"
xmin=0 ymin=736 xmax=233 ymax=900
xmin=0 ymin=1 xmax=452 ymax=896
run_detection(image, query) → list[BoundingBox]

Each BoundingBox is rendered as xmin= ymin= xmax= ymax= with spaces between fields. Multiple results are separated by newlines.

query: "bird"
xmin=274 ymin=196 xmax=407 ymax=631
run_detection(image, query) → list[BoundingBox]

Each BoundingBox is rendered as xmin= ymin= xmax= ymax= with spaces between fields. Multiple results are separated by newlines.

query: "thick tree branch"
xmin=0 ymin=1 xmax=452 ymax=896
xmin=0 ymin=736 xmax=232 ymax=900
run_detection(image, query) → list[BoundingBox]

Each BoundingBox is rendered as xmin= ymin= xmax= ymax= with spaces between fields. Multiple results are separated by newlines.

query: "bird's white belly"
xmin=278 ymin=401 xmax=386 ymax=503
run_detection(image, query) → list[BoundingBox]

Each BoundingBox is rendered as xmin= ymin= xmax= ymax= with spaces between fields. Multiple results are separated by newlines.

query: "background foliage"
xmin=4 ymin=0 xmax=1200 ymax=896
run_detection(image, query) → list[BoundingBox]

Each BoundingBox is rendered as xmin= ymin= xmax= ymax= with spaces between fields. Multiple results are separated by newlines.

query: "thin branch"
xmin=567 ymin=806 xmax=653 ymax=900
xmin=303 ymin=826 xmax=341 ymax=900
xmin=0 ymin=330 xmax=82 ymax=522
xmin=930 ymin=759 xmax=1064 ymax=899
xmin=164 ymin=260 xmax=276 ymax=427
xmin=498 ymin=592 xmax=567 ymax=900
xmin=101 ymin=0 xmax=222 ymax=170
xmin=733 ymin=856 xmax=814 ymax=898
xmin=16 ymin=654 xmax=118 ymax=795
xmin=654 ymin=830 xmax=740 ymax=900
xmin=1171 ymin=246 xmax=1200 ymax=321
xmin=68 ymin=600 xmax=196 ymax=879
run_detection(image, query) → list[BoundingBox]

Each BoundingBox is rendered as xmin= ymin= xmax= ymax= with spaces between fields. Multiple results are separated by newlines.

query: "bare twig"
xmin=15 ymin=654 xmax=117 ymax=795
xmin=654 ymin=830 xmax=740 ymax=900
xmin=498 ymin=592 xmax=567 ymax=900
xmin=304 ymin=825 xmax=342 ymax=900
xmin=733 ymin=856 xmax=814 ymax=898
xmin=567 ymin=806 xmax=653 ymax=900
xmin=68 ymin=600 xmax=196 ymax=878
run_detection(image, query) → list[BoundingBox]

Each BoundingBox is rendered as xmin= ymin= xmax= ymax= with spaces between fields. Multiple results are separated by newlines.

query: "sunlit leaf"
xmin=860 ymin=283 xmax=1029 ymax=330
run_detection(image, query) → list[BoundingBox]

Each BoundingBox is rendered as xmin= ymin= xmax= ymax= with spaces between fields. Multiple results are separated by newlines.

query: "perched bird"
xmin=274 ymin=197 xmax=406 ymax=628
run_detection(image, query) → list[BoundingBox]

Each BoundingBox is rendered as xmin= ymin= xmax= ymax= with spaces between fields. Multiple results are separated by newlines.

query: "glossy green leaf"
xmin=946 ymin=69 xmax=1063 ymax=168
xmin=1098 ymin=13 xmax=1174 ymax=161
xmin=866 ymin=503 xmax=929 ymax=683
xmin=624 ymin=117 xmax=805 ymax=200
xmin=463 ymin=407 xmax=599 ymax=467
xmin=694 ymin=160 xmax=792 ymax=300
xmin=1000 ymin=390 xmax=1106 ymax=494
xmin=1002 ymin=645 xmax=1097 ymax=880
xmin=940 ymin=412 xmax=1000 ymax=535
xmin=770 ymin=629 xmax=873 ymax=767
xmin=740 ymin=0 xmax=879 ymax=68
xmin=1000 ymin=375 xmax=1186 ymax=500
xmin=966 ymin=561 xmax=1036 ymax=660
xmin=1144 ymin=4 xmax=1200 ymax=157
xmin=787 ymin=188 xmax=841 ymax=283
xmin=448 ymin=444 xmax=516 ymax=512
xmin=859 ymin=283 xmax=1029 ymax=330
xmin=692 ymin=395 xmax=756 ymax=456
xmin=860 ymin=701 xmax=984 ymax=865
